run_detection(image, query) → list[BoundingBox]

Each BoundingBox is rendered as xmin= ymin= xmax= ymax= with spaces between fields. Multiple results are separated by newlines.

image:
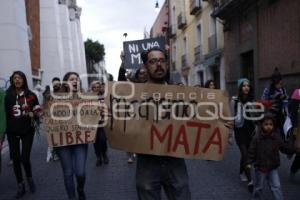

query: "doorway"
xmin=240 ymin=51 xmax=254 ymax=91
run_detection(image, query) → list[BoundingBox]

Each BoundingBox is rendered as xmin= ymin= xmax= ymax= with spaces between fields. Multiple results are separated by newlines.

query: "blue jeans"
xmin=251 ymin=168 xmax=283 ymax=200
xmin=57 ymin=144 xmax=88 ymax=199
xmin=136 ymin=155 xmax=191 ymax=200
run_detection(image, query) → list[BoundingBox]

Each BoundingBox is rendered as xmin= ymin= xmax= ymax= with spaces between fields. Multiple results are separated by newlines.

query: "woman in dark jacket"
xmin=231 ymin=78 xmax=255 ymax=191
xmin=5 ymin=71 xmax=41 ymax=198
xmin=288 ymin=86 xmax=300 ymax=180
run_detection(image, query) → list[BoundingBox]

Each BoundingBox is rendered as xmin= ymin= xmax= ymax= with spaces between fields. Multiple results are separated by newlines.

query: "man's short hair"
xmin=52 ymin=77 xmax=60 ymax=82
xmin=141 ymin=47 xmax=167 ymax=64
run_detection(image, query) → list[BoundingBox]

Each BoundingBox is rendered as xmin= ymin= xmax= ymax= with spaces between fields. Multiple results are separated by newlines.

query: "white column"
xmin=69 ymin=5 xmax=87 ymax=90
xmin=40 ymin=0 xmax=65 ymax=87
xmin=69 ymin=7 xmax=80 ymax=70
xmin=59 ymin=2 xmax=75 ymax=73
xmin=0 ymin=0 xmax=33 ymax=89
xmin=70 ymin=19 xmax=81 ymax=71
xmin=76 ymin=18 xmax=88 ymax=88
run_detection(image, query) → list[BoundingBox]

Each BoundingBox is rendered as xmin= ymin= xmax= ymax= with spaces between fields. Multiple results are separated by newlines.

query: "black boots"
xmin=102 ymin=153 xmax=109 ymax=164
xmin=96 ymin=157 xmax=102 ymax=167
xmin=15 ymin=182 xmax=25 ymax=199
xmin=14 ymin=178 xmax=36 ymax=199
xmin=96 ymin=153 xmax=109 ymax=167
xmin=77 ymin=177 xmax=86 ymax=200
xmin=27 ymin=177 xmax=36 ymax=193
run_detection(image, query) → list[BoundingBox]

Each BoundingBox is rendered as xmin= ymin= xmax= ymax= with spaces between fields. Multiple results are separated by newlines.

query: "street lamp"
xmin=123 ymin=32 xmax=128 ymax=41
xmin=155 ymin=0 xmax=159 ymax=12
xmin=155 ymin=0 xmax=159 ymax=8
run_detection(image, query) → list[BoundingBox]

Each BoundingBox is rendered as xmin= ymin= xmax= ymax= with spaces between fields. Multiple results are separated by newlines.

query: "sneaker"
xmin=127 ymin=157 xmax=133 ymax=164
xmin=247 ymin=181 xmax=254 ymax=193
xmin=240 ymin=173 xmax=248 ymax=182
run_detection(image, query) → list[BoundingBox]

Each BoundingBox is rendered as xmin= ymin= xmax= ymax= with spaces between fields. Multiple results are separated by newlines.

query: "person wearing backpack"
xmin=261 ymin=68 xmax=288 ymax=138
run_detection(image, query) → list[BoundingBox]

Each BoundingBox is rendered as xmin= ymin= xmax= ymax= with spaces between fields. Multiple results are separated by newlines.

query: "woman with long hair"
xmin=204 ymin=80 xmax=216 ymax=89
xmin=5 ymin=71 xmax=41 ymax=198
xmin=231 ymin=78 xmax=255 ymax=192
xmin=56 ymin=72 xmax=88 ymax=200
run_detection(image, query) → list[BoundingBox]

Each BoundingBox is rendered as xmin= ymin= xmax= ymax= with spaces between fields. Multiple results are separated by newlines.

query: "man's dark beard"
xmin=53 ymin=86 xmax=60 ymax=92
xmin=148 ymin=73 xmax=166 ymax=83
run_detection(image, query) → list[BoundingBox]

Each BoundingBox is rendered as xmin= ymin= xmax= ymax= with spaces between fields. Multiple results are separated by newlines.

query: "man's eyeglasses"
xmin=147 ymin=58 xmax=167 ymax=65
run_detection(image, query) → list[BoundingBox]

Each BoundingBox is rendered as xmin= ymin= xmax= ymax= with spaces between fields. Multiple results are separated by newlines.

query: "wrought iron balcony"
xmin=194 ymin=45 xmax=203 ymax=65
xmin=171 ymin=61 xmax=176 ymax=71
xmin=212 ymin=0 xmax=256 ymax=20
xmin=208 ymin=34 xmax=217 ymax=52
xmin=190 ymin=0 xmax=202 ymax=15
xmin=168 ymin=25 xmax=176 ymax=38
xmin=181 ymin=54 xmax=188 ymax=69
xmin=177 ymin=13 xmax=187 ymax=29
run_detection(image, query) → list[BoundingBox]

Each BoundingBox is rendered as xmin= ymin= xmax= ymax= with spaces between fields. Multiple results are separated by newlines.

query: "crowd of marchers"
xmin=1 ymin=48 xmax=300 ymax=200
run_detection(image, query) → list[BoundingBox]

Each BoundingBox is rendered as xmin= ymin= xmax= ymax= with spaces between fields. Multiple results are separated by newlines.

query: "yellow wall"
xmin=170 ymin=0 xmax=224 ymax=85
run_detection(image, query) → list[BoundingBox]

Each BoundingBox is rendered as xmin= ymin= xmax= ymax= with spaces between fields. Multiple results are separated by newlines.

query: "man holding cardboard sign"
xmin=105 ymin=48 xmax=232 ymax=199
xmin=135 ymin=48 xmax=191 ymax=200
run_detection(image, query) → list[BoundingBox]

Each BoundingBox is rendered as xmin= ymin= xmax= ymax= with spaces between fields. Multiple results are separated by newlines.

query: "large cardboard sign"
xmin=104 ymin=82 xmax=231 ymax=160
xmin=43 ymin=94 xmax=100 ymax=147
xmin=123 ymin=37 xmax=166 ymax=69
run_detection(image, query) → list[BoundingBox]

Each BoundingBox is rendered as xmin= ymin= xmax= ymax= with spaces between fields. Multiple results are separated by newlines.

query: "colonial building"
xmin=152 ymin=0 xmax=225 ymax=88
xmin=213 ymin=0 xmax=300 ymax=96
xmin=0 ymin=0 xmax=33 ymax=89
xmin=40 ymin=0 xmax=87 ymax=89
xmin=150 ymin=1 xmax=169 ymax=38
xmin=0 ymin=0 xmax=88 ymax=90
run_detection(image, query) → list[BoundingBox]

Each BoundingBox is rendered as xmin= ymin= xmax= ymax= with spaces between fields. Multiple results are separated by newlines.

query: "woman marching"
xmin=231 ymin=78 xmax=256 ymax=192
xmin=261 ymin=68 xmax=288 ymax=138
xmin=56 ymin=72 xmax=88 ymax=200
xmin=5 ymin=71 xmax=41 ymax=198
